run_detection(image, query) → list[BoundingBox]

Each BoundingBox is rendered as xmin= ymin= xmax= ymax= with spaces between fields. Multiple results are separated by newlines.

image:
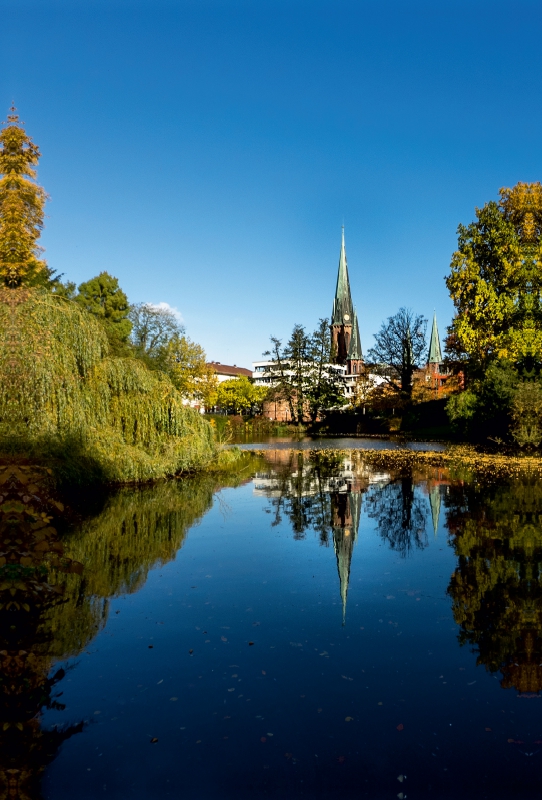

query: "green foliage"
xmin=76 ymin=272 xmax=132 ymax=355
xmin=264 ymin=319 xmax=344 ymax=424
xmin=511 ymin=381 xmax=542 ymax=447
xmin=0 ymin=288 xmax=216 ymax=483
xmin=446 ymin=182 xmax=542 ymax=373
xmin=216 ymin=376 xmax=267 ymax=415
xmin=446 ymin=361 xmax=519 ymax=442
xmin=164 ymin=335 xmax=217 ymax=405
xmin=129 ymin=301 xmax=184 ymax=367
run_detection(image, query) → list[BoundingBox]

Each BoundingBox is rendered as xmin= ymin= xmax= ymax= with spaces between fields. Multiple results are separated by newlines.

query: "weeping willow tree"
xmin=0 ymin=111 xmax=217 ymax=482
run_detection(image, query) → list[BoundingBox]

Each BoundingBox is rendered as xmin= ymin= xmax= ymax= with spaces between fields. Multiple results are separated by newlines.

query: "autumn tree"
xmin=446 ymin=182 xmax=542 ymax=374
xmin=445 ymin=183 xmax=542 ymax=445
xmin=0 ymin=107 xmax=50 ymax=287
xmin=216 ymin=376 xmax=267 ymax=415
xmin=163 ymin=335 xmax=217 ymax=407
xmin=366 ymin=308 xmax=427 ymax=400
xmin=75 ymin=272 xmax=132 ymax=355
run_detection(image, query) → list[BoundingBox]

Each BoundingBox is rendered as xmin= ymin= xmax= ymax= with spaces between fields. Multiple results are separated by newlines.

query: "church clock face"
xmin=344 ymin=314 xmax=350 ymax=321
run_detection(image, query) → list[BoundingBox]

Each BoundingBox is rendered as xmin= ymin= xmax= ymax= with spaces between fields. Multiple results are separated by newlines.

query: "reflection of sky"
xmin=35 ymin=461 xmax=542 ymax=799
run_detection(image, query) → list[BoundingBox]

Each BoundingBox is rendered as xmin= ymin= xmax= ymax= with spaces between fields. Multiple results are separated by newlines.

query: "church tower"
xmin=330 ymin=228 xmax=363 ymax=374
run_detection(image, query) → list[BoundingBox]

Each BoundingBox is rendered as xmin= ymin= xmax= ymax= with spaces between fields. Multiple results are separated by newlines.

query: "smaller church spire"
xmin=347 ymin=310 xmax=363 ymax=360
xmin=428 ymin=312 xmax=443 ymax=364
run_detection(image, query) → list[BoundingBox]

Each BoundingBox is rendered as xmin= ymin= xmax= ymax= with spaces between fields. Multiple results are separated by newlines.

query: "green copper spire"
xmin=331 ymin=227 xmax=354 ymax=326
xmin=428 ymin=485 xmax=441 ymax=537
xmin=428 ymin=312 xmax=443 ymax=364
xmin=333 ymin=491 xmax=362 ymax=625
xmin=347 ymin=310 xmax=363 ymax=360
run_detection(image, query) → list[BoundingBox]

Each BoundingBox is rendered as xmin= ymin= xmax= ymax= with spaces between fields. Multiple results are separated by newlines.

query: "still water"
xmin=3 ymin=448 xmax=542 ymax=799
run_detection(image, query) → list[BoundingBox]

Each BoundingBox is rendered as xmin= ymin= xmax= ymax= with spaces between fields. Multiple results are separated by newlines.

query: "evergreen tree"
xmin=0 ymin=107 xmax=50 ymax=287
xmin=75 ymin=272 xmax=132 ymax=355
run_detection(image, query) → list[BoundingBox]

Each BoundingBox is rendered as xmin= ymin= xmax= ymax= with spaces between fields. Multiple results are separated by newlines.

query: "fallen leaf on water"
xmin=248 ymin=642 xmax=255 ymax=646
xmin=221 ymin=636 xmax=228 ymax=642
xmin=345 ymin=716 xmax=354 ymax=722
xmin=396 ymin=724 xmax=404 ymax=731
xmin=150 ymin=738 xmax=158 ymax=744
xmin=189 ymin=649 xmax=194 ymax=654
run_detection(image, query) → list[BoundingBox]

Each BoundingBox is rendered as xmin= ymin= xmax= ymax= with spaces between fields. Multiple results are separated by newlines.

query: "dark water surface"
xmin=5 ymin=451 xmax=542 ymax=799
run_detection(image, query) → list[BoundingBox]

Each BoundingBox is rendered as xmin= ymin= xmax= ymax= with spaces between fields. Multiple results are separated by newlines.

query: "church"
xmin=253 ymin=228 xmax=447 ymax=418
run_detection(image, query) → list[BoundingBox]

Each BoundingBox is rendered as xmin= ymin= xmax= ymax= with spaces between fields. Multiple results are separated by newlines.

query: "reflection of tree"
xmin=365 ymin=476 xmax=428 ymax=556
xmin=264 ymin=451 xmax=336 ymax=542
xmin=446 ymin=477 xmax=542 ymax=693
xmin=0 ymin=454 xmax=262 ymax=798
xmin=0 ymin=463 xmax=84 ymax=799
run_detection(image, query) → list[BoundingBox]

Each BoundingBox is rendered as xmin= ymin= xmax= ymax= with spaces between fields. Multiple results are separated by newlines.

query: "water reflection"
xmin=0 ymin=456 xmax=262 ymax=799
xmin=446 ymin=476 xmax=542 ymax=695
xmin=4 ymin=449 xmax=542 ymax=798
xmin=0 ymin=463 xmax=84 ymax=799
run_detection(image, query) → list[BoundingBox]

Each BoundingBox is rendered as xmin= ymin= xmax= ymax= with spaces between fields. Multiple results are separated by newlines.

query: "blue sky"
xmin=3 ymin=0 xmax=542 ymax=367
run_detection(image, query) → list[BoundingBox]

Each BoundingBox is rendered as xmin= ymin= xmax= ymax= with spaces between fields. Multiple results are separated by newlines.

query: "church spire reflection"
xmin=331 ymin=490 xmax=362 ymax=624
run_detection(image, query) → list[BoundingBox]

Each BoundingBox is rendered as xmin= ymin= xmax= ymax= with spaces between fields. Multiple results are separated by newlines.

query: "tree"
xmin=306 ymin=318 xmax=345 ymax=422
xmin=444 ymin=183 xmax=542 ymax=446
xmin=446 ymin=183 xmax=542 ymax=375
xmin=0 ymin=107 xmax=50 ymax=287
xmin=263 ymin=320 xmax=344 ymax=424
xmin=129 ymin=302 xmax=185 ymax=367
xmin=216 ymin=376 xmax=267 ymax=415
xmin=75 ymin=272 xmax=132 ymax=355
xmin=366 ymin=307 xmax=427 ymax=400
xmin=163 ymin=335 xmax=217 ymax=406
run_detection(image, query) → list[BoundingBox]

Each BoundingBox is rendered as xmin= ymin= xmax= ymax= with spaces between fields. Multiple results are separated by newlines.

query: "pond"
xmin=3 ymin=447 xmax=541 ymax=799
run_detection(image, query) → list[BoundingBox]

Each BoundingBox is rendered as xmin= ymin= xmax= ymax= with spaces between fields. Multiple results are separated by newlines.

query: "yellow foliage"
xmin=0 ymin=109 xmax=48 ymax=287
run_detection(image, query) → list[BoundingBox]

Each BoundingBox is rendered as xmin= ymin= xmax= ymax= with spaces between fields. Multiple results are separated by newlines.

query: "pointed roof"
xmin=347 ymin=310 xmax=363 ymax=360
xmin=331 ymin=228 xmax=354 ymax=326
xmin=333 ymin=491 xmax=362 ymax=625
xmin=428 ymin=313 xmax=443 ymax=364
xmin=428 ymin=485 xmax=441 ymax=537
